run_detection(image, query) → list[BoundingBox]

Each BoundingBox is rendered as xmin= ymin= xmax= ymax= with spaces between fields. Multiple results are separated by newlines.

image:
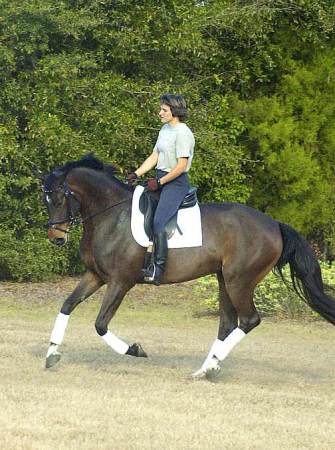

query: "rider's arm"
xmin=135 ymin=150 xmax=159 ymax=177
xmin=159 ymin=158 xmax=188 ymax=186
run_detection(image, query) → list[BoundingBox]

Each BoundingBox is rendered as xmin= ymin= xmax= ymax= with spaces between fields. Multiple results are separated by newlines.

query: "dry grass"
xmin=0 ymin=278 xmax=334 ymax=450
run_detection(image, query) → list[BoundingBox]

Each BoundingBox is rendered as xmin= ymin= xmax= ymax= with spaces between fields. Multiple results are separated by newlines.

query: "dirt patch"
xmin=0 ymin=279 xmax=334 ymax=449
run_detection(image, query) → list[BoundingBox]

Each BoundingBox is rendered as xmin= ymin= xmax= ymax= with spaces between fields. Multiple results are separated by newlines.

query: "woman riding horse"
xmin=43 ymin=162 xmax=335 ymax=377
xmin=127 ymin=94 xmax=195 ymax=285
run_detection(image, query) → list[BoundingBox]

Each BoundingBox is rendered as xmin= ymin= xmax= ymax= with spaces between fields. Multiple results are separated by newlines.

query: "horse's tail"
xmin=275 ymin=222 xmax=335 ymax=325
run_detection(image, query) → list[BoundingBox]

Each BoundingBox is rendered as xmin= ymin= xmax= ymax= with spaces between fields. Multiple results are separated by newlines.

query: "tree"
xmin=238 ymin=50 xmax=335 ymax=243
xmin=0 ymin=0 xmax=334 ymax=279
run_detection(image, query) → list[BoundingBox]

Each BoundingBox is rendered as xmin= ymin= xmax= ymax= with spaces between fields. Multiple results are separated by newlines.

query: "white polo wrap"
xmin=50 ymin=312 xmax=70 ymax=345
xmin=102 ymin=330 xmax=129 ymax=355
xmin=211 ymin=328 xmax=246 ymax=361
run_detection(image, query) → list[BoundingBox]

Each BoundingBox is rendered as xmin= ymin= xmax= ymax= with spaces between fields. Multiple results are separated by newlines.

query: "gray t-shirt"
xmin=154 ymin=123 xmax=195 ymax=172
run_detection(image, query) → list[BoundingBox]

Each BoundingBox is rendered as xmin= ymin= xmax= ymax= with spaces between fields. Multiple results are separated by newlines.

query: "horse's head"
xmin=43 ymin=169 xmax=80 ymax=246
xmin=42 ymin=154 xmax=130 ymax=246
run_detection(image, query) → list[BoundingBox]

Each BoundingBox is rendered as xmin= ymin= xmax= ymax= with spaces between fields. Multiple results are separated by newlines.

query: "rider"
xmin=127 ymin=94 xmax=195 ymax=285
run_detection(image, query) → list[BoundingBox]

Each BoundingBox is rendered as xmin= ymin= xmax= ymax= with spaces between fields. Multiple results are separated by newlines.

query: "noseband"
xmin=44 ymin=182 xmax=79 ymax=233
xmin=44 ymin=181 xmax=131 ymax=234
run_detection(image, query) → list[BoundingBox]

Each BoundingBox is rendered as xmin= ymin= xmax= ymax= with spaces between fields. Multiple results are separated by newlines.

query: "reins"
xmin=78 ymin=196 xmax=132 ymax=225
xmin=45 ymin=179 xmax=133 ymax=233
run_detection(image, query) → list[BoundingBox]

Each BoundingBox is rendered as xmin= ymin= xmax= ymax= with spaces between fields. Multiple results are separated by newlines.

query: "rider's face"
xmin=159 ymin=103 xmax=174 ymax=123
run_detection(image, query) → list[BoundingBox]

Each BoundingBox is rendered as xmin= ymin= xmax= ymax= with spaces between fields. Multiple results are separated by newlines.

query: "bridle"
xmin=44 ymin=181 xmax=132 ymax=235
xmin=44 ymin=182 xmax=77 ymax=233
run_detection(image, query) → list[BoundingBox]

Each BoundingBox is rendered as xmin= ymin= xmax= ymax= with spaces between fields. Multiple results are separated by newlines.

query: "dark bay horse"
xmin=43 ymin=155 xmax=335 ymax=377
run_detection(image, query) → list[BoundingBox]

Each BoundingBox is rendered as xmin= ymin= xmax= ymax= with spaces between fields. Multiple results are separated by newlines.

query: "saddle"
xmin=139 ymin=187 xmax=198 ymax=240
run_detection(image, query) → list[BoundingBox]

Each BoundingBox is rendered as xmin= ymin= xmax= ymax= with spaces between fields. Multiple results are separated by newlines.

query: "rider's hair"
xmin=160 ymin=94 xmax=188 ymax=121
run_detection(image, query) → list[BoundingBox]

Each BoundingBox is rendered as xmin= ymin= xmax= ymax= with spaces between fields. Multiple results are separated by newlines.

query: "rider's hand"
xmin=126 ymin=172 xmax=138 ymax=185
xmin=147 ymin=178 xmax=161 ymax=191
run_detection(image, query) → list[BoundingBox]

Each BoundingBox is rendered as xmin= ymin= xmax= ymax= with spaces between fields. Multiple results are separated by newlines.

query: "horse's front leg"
xmin=95 ymin=280 xmax=147 ymax=358
xmin=46 ymin=270 xmax=104 ymax=368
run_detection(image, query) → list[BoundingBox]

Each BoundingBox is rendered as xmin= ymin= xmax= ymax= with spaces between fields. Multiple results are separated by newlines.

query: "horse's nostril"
xmin=54 ymin=238 xmax=66 ymax=246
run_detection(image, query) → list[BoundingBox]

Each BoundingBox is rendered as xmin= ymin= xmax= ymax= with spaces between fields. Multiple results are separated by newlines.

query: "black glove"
xmin=126 ymin=172 xmax=138 ymax=185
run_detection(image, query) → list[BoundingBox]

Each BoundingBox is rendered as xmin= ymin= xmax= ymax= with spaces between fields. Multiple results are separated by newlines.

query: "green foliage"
xmin=237 ymin=51 xmax=335 ymax=239
xmin=190 ymin=94 xmax=250 ymax=202
xmin=197 ymin=263 xmax=335 ymax=319
xmin=0 ymin=0 xmax=334 ymax=279
xmin=0 ymin=228 xmax=66 ymax=281
xmin=0 ymin=226 xmax=84 ymax=281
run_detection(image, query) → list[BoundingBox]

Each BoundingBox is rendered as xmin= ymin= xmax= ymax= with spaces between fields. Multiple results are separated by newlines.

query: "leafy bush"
xmin=0 ymin=227 xmax=83 ymax=281
xmin=196 ymin=263 xmax=335 ymax=319
xmin=0 ymin=1 xmax=334 ymax=280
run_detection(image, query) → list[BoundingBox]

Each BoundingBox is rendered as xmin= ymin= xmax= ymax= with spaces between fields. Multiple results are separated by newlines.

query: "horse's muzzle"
xmin=54 ymin=237 xmax=67 ymax=246
xmin=48 ymin=224 xmax=69 ymax=245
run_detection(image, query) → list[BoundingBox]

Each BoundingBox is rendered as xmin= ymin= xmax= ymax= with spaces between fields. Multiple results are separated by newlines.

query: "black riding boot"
xmin=142 ymin=231 xmax=168 ymax=285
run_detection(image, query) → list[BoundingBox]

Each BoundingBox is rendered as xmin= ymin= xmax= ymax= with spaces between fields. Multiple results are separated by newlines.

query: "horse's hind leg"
xmin=217 ymin=271 xmax=238 ymax=340
xmin=45 ymin=270 xmax=104 ymax=368
xmin=193 ymin=274 xmax=260 ymax=378
xmin=193 ymin=272 xmax=238 ymax=378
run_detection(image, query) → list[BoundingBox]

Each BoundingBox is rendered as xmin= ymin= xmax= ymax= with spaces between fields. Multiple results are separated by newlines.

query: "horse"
xmin=42 ymin=154 xmax=335 ymax=378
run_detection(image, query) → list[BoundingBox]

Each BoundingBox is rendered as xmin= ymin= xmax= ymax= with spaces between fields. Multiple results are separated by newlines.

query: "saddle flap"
xmin=138 ymin=186 xmax=198 ymax=240
xmin=131 ymin=185 xmax=202 ymax=249
xmin=139 ymin=191 xmax=159 ymax=241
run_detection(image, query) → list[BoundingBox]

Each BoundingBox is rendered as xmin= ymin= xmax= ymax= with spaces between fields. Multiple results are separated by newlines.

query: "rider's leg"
xmin=143 ymin=172 xmax=189 ymax=285
xmin=142 ymin=231 xmax=168 ymax=285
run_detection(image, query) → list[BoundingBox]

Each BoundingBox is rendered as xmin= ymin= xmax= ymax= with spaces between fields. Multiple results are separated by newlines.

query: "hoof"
xmin=205 ymin=364 xmax=221 ymax=381
xmin=45 ymin=352 xmax=61 ymax=369
xmin=192 ymin=359 xmax=220 ymax=380
xmin=126 ymin=343 xmax=148 ymax=358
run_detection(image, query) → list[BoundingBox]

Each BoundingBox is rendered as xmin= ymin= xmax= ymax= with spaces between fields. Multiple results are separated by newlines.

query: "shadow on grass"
xmin=28 ymin=342 xmax=332 ymax=385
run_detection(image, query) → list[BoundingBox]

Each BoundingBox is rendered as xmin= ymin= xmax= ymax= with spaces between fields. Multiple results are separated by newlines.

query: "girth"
xmin=139 ymin=187 xmax=198 ymax=240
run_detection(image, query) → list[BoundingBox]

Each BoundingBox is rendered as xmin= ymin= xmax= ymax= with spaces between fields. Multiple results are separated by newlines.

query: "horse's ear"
xmin=32 ymin=169 xmax=46 ymax=183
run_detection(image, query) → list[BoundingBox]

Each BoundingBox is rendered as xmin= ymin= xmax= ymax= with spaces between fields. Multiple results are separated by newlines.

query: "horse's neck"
xmin=69 ymin=169 xmax=131 ymax=216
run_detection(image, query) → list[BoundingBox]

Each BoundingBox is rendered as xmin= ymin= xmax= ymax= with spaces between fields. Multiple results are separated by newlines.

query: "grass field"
xmin=0 ymin=278 xmax=334 ymax=450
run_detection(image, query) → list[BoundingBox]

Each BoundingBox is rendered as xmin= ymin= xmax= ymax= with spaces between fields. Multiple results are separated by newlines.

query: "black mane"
xmin=44 ymin=154 xmax=125 ymax=191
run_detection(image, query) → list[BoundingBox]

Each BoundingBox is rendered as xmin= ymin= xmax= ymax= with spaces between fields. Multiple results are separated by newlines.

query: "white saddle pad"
xmin=131 ymin=186 xmax=203 ymax=249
